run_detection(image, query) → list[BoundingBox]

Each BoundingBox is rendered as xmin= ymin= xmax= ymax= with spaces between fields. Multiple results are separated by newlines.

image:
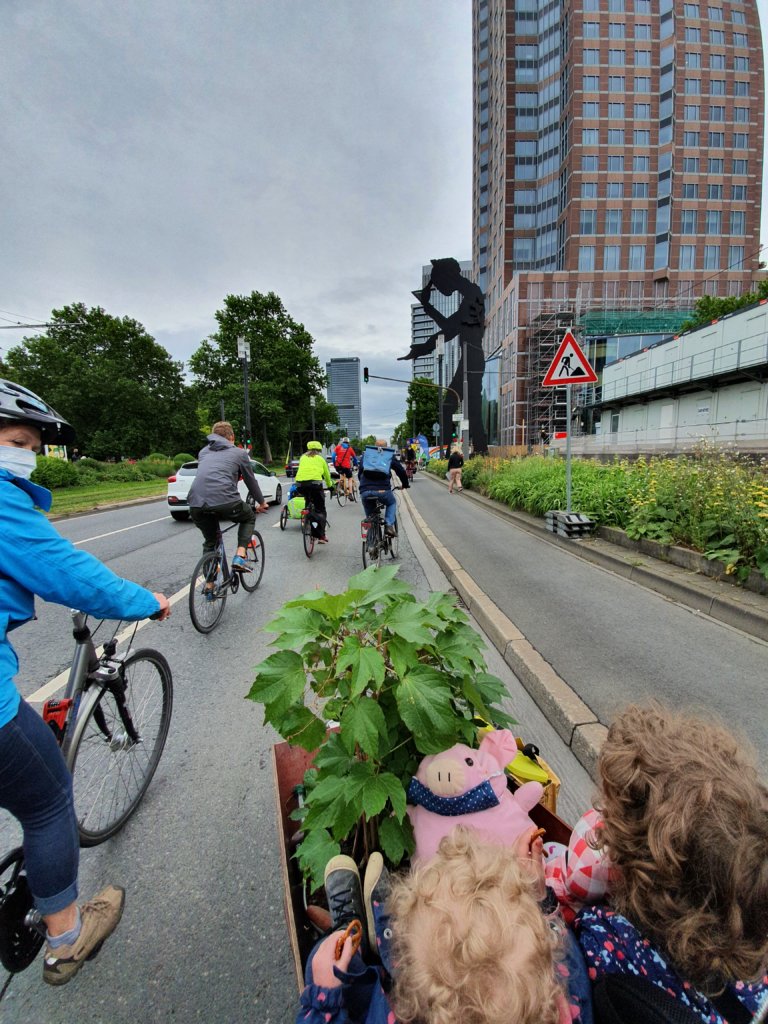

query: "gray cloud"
xmin=1 ymin=0 xmax=471 ymax=433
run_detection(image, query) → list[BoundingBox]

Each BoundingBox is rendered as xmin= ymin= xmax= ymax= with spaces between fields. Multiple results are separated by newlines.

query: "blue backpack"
xmin=363 ymin=446 xmax=395 ymax=476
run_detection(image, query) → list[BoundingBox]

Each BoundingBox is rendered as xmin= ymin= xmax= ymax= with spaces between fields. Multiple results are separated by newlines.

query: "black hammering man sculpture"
xmin=399 ymin=258 xmax=488 ymax=455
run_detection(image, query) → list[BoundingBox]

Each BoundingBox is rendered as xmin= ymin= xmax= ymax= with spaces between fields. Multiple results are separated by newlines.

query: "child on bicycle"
xmin=296 ymin=826 xmax=593 ymax=1024
xmin=0 ymin=379 xmax=171 ymax=986
xmin=295 ymin=441 xmax=332 ymax=542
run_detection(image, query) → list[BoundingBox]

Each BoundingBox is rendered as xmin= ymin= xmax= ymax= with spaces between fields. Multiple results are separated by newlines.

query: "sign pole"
xmin=565 ymin=385 xmax=572 ymax=513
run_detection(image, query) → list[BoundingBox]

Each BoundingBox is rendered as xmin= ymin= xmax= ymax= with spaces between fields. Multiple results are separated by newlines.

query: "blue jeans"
xmin=0 ymin=698 xmax=79 ymax=915
xmin=361 ymin=489 xmax=397 ymax=527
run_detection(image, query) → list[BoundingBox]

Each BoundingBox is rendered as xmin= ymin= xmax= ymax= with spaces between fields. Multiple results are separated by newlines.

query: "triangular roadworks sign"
xmin=542 ymin=331 xmax=598 ymax=387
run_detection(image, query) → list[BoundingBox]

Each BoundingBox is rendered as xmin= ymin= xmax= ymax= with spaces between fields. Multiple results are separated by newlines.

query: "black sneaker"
xmin=384 ymin=525 xmax=395 ymax=537
xmin=324 ymin=855 xmax=367 ymax=956
xmin=362 ymin=852 xmax=391 ymax=952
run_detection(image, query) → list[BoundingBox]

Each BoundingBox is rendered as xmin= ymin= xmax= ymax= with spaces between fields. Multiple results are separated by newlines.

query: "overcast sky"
xmin=2 ymin=1 xmax=767 ymax=438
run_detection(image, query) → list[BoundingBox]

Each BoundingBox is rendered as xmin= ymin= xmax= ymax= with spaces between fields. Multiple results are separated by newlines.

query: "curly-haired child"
xmin=574 ymin=702 xmax=768 ymax=1024
xmin=296 ymin=825 xmax=593 ymax=1024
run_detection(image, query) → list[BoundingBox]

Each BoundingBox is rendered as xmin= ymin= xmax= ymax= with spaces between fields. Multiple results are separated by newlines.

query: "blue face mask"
xmin=0 ymin=446 xmax=38 ymax=480
xmin=407 ymin=775 xmax=501 ymax=816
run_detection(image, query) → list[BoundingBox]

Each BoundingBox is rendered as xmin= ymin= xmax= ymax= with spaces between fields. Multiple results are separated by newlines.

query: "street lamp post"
xmin=310 ymin=395 xmax=316 ymax=440
xmin=237 ymin=336 xmax=252 ymax=448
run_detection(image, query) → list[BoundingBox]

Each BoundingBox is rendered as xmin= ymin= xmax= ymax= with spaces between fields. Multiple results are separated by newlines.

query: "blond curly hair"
xmin=388 ymin=828 xmax=565 ymax=1024
xmin=595 ymin=702 xmax=768 ymax=994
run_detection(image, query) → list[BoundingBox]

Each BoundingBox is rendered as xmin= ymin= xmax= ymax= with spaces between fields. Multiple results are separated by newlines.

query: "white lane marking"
xmin=73 ymin=516 xmax=170 ymax=545
xmin=27 ymin=586 xmax=189 ymax=704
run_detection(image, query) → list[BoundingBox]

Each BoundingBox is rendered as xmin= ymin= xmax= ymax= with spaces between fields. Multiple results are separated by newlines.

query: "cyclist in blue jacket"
xmin=0 ymin=379 xmax=170 ymax=986
xmin=358 ymin=439 xmax=409 ymax=537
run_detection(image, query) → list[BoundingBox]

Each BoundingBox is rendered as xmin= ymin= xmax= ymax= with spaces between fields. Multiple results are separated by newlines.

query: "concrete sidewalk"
xmin=403 ymin=472 xmax=768 ymax=781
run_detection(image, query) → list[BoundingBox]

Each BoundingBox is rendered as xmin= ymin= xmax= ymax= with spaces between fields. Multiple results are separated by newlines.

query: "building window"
xmin=631 ymin=129 xmax=649 ymax=146
xmin=582 ymin=101 xmax=599 ymax=118
xmin=734 ymin=106 xmax=749 ymax=123
xmin=682 ymin=157 xmax=700 ymax=172
xmin=732 ymin=9 xmax=746 ymax=23
xmin=710 ymin=79 xmax=726 ymax=95
xmin=634 ymin=155 xmax=650 ymax=171
xmin=583 ymin=75 xmax=600 ymax=91
xmin=630 ymin=209 xmax=648 ymax=233
xmin=681 ymin=209 xmax=698 ymax=233
xmin=584 ymin=48 xmax=600 ymax=65
xmin=732 ymin=184 xmax=747 ymax=200
xmin=683 ymin=3 xmax=700 ymax=15
xmin=709 ymin=28 xmax=725 ymax=44
xmin=607 ymin=155 xmax=625 ymax=171
xmin=608 ymin=0 xmax=625 ymax=10
xmin=608 ymin=102 xmax=625 ymax=118
xmin=581 ymin=182 xmax=598 ymax=198
xmin=733 ymin=32 xmax=748 ymax=46
xmin=682 ymin=183 xmax=699 ymax=198
xmin=728 ymin=245 xmax=745 ymax=268
xmin=608 ymin=76 xmax=625 ymax=92
xmin=608 ymin=22 xmax=625 ymax=37
xmin=578 ymin=245 xmax=596 ymax=270
xmin=708 ymin=131 xmax=724 ymax=147
xmin=730 ymin=210 xmax=746 ymax=234
xmin=733 ymin=133 xmax=748 ymax=149
xmin=734 ymin=56 xmax=749 ymax=71
xmin=633 ymin=182 xmax=649 ymax=198
xmin=629 ymin=244 xmax=646 ymax=270
xmin=683 ymin=104 xmax=700 ymax=120
xmin=710 ymin=53 xmax=726 ymax=69
xmin=606 ymin=209 xmax=623 ymax=233
xmin=606 ymin=183 xmax=624 ymax=198
xmin=708 ymin=158 xmax=724 ymax=173
xmin=635 ymin=0 xmax=651 ymax=11
xmin=584 ymin=0 xmax=599 ymax=9
xmin=733 ymin=81 xmax=750 ymax=96
xmin=582 ymin=155 xmax=599 ymax=171
xmin=584 ymin=21 xmax=600 ymax=37
xmin=708 ymin=5 xmax=723 ymax=19
xmin=683 ymin=131 xmax=700 ymax=146
xmin=608 ymin=128 xmax=625 ymax=144
xmin=654 ymin=240 xmax=670 ymax=269
xmin=679 ymin=244 xmax=696 ymax=269
xmin=656 ymin=204 xmax=671 ymax=233
xmin=709 ymin=105 xmax=725 ymax=121
xmin=634 ymin=102 xmax=651 ymax=118
xmin=732 ymin=159 xmax=748 ymax=174
xmin=685 ymin=26 xmax=701 ymax=40
xmin=705 ymin=211 xmax=721 ymax=234
xmin=580 ymin=209 xmax=598 ymax=233
xmin=603 ymin=245 xmax=621 ymax=270
xmin=684 ymin=79 xmax=701 ymax=94
xmin=635 ymin=23 xmax=651 ymax=39
xmin=704 ymin=245 xmax=720 ymax=270
xmin=707 ymin=184 xmax=722 ymax=199
xmin=685 ymin=52 xmax=701 ymax=68
xmin=608 ymin=49 xmax=625 ymax=65
xmin=582 ymin=128 xmax=599 ymax=144
xmin=634 ymin=76 xmax=651 ymax=92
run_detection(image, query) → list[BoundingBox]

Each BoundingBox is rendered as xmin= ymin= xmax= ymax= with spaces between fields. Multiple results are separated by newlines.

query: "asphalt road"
xmin=409 ymin=473 xmax=768 ymax=757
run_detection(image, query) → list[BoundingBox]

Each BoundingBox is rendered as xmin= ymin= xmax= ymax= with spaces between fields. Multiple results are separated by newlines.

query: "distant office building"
xmin=326 ymin=357 xmax=362 ymax=439
xmin=410 ymin=261 xmax=472 ymax=386
xmin=473 ymin=0 xmax=765 ymax=444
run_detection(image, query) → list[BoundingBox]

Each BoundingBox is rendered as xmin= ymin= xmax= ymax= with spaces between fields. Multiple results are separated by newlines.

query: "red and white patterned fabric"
xmin=545 ymin=808 xmax=615 ymax=924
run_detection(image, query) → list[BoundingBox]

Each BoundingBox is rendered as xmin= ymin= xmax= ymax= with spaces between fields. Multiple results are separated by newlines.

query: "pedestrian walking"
xmin=447 ymin=447 xmax=464 ymax=493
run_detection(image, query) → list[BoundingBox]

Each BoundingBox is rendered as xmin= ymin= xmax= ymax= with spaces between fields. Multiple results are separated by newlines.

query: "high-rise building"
xmin=326 ymin=357 xmax=362 ymax=440
xmin=473 ymin=0 xmax=764 ymax=444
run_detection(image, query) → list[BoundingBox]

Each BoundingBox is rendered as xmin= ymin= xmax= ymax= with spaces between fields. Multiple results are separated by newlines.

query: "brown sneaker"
xmin=43 ymin=885 xmax=125 ymax=986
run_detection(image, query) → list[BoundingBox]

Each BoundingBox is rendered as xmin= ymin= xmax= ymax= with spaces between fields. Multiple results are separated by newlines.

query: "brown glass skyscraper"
xmin=473 ymin=0 xmax=765 ymax=444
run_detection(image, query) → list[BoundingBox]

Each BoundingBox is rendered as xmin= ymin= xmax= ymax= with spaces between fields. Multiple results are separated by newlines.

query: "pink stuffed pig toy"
xmin=406 ymin=729 xmax=543 ymax=863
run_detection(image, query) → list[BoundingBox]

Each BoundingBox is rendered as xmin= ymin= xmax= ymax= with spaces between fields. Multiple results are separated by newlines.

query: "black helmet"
xmin=0 ymin=379 xmax=76 ymax=446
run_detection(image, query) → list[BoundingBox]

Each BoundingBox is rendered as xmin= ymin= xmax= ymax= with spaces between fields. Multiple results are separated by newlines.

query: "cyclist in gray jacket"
xmin=188 ymin=422 xmax=268 ymax=570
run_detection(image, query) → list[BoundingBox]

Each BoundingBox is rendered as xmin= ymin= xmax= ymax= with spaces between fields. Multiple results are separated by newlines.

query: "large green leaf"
xmin=395 ymin=667 xmax=458 ymax=752
xmin=286 ymin=589 xmax=364 ymax=621
xmin=246 ymin=650 xmax=306 ymax=711
xmin=273 ymin=705 xmax=327 ymax=751
xmin=339 ymin=697 xmax=387 ymax=757
xmin=295 ymin=829 xmax=340 ymax=892
xmin=264 ymin=606 xmax=330 ymax=649
xmin=376 ymin=772 xmax=407 ymax=821
xmin=386 ymin=635 xmax=420 ymax=681
xmin=313 ymin=731 xmax=355 ymax=776
xmin=382 ymin=602 xmax=436 ymax=645
xmin=378 ymin=815 xmax=415 ymax=866
xmin=346 ymin=564 xmax=412 ymax=607
xmin=337 ymin=636 xmax=387 ymax=696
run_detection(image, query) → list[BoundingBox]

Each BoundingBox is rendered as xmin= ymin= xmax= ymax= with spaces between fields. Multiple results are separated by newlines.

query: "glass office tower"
xmin=326 ymin=357 xmax=362 ymax=440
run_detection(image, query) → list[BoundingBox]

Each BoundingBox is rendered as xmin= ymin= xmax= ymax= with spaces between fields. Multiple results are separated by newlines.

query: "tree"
xmin=4 ymin=303 xmax=201 ymax=459
xmin=189 ymin=291 xmax=327 ymax=464
xmin=405 ymin=377 xmax=439 ymax=439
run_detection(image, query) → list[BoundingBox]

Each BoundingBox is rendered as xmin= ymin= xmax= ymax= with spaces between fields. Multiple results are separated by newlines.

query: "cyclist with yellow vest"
xmin=294 ymin=441 xmax=332 ymax=542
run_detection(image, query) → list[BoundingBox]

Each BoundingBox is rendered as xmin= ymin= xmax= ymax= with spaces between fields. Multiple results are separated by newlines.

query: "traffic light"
xmin=363 ymin=366 xmax=369 ymax=383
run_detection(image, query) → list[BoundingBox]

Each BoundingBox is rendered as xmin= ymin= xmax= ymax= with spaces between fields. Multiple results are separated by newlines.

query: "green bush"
xmin=32 ymin=456 xmax=79 ymax=489
xmin=173 ymin=452 xmax=195 ymax=468
xmin=137 ymin=458 xmax=175 ymax=478
xmin=145 ymin=452 xmax=169 ymax=461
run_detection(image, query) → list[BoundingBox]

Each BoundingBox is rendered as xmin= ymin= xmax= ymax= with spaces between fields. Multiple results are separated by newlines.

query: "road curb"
xmin=403 ymin=491 xmax=607 ymax=779
xmin=49 ymin=494 xmax=167 ymax=522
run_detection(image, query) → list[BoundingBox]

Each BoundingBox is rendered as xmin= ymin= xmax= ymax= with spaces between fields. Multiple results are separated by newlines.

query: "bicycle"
xmin=334 ymin=477 xmax=348 ymax=508
xmin=188 ymin=520 xmax=265 ymax=633
xmin=0 ymin=610 xmax=173 ymax=976
xmin=360 ymin=490 xmax=401 ymax=568
xmin=299 ymin=486 xmax=334 ymax=558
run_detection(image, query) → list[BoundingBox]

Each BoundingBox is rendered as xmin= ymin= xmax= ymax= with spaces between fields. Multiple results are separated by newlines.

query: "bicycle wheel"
xmin=388 ymin=519 xmax=400 ymax=559
xmin=189 ymin=551 xmax=227 ymax=633
xmin=362 ymin=521 xmax=381 ymax=568
xmin=68 ymin=649 xmax=173 ymax=846
xmin=279 ymin=506 xmax=288 ymax=530
xmin=302 ymin=512 xmax=315 ymax=558
xmin=240 ymin=531 xmax=265 ymax=592
xmin=336 ymin=482 xmax=347 ymax=507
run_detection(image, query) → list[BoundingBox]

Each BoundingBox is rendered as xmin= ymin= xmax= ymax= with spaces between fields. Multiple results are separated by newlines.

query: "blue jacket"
xmin=0 ymin=469 xmax=161 ymax=728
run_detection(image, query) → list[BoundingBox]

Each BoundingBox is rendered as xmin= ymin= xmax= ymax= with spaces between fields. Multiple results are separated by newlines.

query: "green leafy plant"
xmin=246 ymin=565 xmax=514 ymax=889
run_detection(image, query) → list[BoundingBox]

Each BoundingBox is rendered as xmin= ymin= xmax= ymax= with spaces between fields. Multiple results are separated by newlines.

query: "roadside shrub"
xmin=145 ymin=452 xmax=169 ymax=461
xmin=137 ymin=457 xmax=175 ymax=478
xmin=32 ymin=456 xmax=79 ymax=489
xmin=173 ymin=452 xmax=195 ymax=468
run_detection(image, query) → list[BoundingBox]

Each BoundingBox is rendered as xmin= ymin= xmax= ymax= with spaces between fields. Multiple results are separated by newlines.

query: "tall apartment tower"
xmin=410 ymin=260 xmax=472 ymax=386
xmin=326 ymin=357 xmax=363 ymax=440
xmin=473 ymin=0 xmax=765 ymax=444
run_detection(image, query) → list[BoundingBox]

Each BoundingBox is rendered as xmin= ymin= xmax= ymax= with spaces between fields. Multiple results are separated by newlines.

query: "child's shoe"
xmin=362 ymin=852 xmax=391 ymax=952
xmin=324 ymin=855 xmax=368 ymax=957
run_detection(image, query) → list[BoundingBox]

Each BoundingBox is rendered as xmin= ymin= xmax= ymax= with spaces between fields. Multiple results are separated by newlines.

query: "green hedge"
xmin=32 ymin=456 xmax=174 ymax=489
xmin=173 ymin=452 xmax=195 ymax=468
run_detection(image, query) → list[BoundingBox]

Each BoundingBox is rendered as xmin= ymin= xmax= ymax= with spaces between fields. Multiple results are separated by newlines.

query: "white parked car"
xmin=166 ymin=459 xmax=283 ymax=521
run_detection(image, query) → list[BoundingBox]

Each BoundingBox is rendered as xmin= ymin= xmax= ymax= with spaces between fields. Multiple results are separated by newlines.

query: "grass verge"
xmin=48 ymin=480 xmax=168 ymax=517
